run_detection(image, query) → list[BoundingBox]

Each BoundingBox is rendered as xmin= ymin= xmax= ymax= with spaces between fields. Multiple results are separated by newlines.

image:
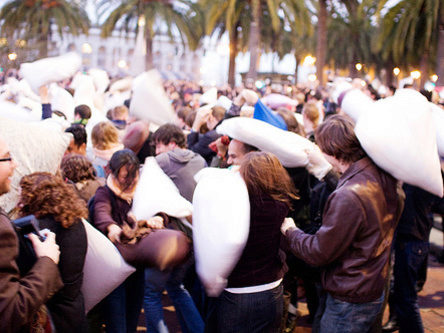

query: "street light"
xmin=410 ymin=70 xmax=421 ymax=80
xmin=303 ymin=55 xmax=316 ymax=66
xmin=82 ymin=43 xmax=92 ymax=54
xmin=117 ymin=59 xmax=127 ymax=69
xmin=308 ymin=74 xmax=317 ymax=82
xmin=393 ymin=67 xmax=400 ymax=76
xmin=355 ymin=63 xmax=362 ymax=71
xmin=8 ymin=52 xmax=17 ymax=61
xmin=431 ymin=74 xmax=438 ymax=82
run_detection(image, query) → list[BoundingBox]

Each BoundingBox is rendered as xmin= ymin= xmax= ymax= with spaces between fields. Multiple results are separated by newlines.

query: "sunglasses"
xmin=0 ymin=157 xmax=12 ymax=162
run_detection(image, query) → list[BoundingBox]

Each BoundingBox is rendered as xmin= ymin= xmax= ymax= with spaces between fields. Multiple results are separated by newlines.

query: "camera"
xmin=12 ymin=215 xmax=46 ymax=241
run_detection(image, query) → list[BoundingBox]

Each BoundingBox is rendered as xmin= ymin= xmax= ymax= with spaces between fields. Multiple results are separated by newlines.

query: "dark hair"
xmin=177 ymin=107 xmax=192 ymax=122
xmin=185 ymin=110 xmax=197 ymax=128
xmin=152 ymin=124 xmax=186 ymax=148
xmin=240 ymin=152 xmax=298 ymax=208
xmin=109 ymin=149 xmax=140 ymax=191
xmin=61 ymin=154 xmax=96 ymax=183
xmin=19 ymin=172 xmax=88 ymax=228
xmin=74 ymin=104 xmax=92 ymax=120
xmin=315 ymin=114 xmax=366 ymax=163
xmin=65 ymin=124 xmax=87 ymax=147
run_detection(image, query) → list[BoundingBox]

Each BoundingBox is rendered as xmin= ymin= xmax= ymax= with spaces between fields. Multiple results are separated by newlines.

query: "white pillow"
xmin=355 ymin=89 xmax=443 ymax=197
xmin=340 ymin=89 xmax=374 ymax=122
xmin=88 ymin=69 xmax=110 ymax=94
xmin=19 ymin=53 xmax=81 ymax=93
xmin=431 ymin=103 xmax=444 ymax=157
xmin=193 ymin=168 xmax=250 ymax=296
xmin=216 ymin=117 xmax=313 ymax=168
xmin=49 ymin=83 xmax=75 ymax=122
xmin=130 ymin=70 xmax=177 ymax=125
xmin=81 ymin=219 xmax=136 ymax=313
xmin=72 ymin=74 xmax=96 ymax=111
xmin=0 ymin=118 xmax=71 ymax=212
xmin=132 ymin=157 xmax=193 ymax=220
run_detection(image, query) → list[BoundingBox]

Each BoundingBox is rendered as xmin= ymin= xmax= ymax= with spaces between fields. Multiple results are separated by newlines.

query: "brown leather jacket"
xmin=286 ymin=157 xmax=405 ymax=303
xmin=0 ymin=209 xmax=63 ymax=333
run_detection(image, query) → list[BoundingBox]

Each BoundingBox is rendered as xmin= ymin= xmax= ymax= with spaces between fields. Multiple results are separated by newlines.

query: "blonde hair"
xmin=302 ymin=101 xmax=320 ymax=129
xmin=91 ymin=121 xmax=120 ymax=150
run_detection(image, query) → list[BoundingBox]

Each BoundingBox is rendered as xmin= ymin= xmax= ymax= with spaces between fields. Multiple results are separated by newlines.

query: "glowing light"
xmin=81 ymin=43 xmax=92 ymax=54
xmin=8 ymin=52 xmax=17 ymax=61
xmin=0 ymin=38 xmax=8 ymax=46
xmin=393 ymin=67 xmax=400 ymax=76
xmin=255 ymin=80 xmax=265 ymax=89
xmin=355 ymin=63 xmax=362 ymax=71
xmin=361 ymin=81 xmax=366 ymax=87
xmin=15 ymin=39 xmax=26 ymax=47
xmin=303 ymin=55 xmax=316 ymax=66
xmin=308 ymin=74 xmax=317 ymax=82
xmin=199 ymin=66 xmax=207 ymax=75
xmin=410 ymin=70 xmax=421 ymax=80
xmin=287 ymin=87 xmax=293 ymax=94
xmin=138 ymin=16 xmax=146 ymax=27
xmin=117 ymin=59 xmax=127 ymax=69
xmin=431 ymin=74 xmax=438 ymax=82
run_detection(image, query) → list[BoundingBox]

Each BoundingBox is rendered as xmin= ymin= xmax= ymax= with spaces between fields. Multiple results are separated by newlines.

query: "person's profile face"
xmin=0 ymin=139 xmax=17 ymax=195
xmin=227 ymin=140 xmax=247 ymax=166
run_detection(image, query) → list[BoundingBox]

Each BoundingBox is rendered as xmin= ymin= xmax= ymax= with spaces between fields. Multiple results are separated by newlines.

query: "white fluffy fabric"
xmin=132 ymin=157 xmax=193 ymax=220
xmin=193 ymin=168 xmax=250 ymax=296
xmin=19 ymin=53 xmax=81 ymax=93
xmin=0 ymin=117 xmax=71 ymax=212
xmin=81 ymin=219 xmax=136 ymax=313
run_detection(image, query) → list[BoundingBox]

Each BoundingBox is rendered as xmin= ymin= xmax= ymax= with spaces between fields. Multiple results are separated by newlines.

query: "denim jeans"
xmin=320 ymin=292 xmax=384 ymax=333
xmin=104 ymin=269 xmax=145 ymax=333
xmin=216 ymin=283 xmax=283 ymax=333
xmin=143 ymin=262 xmax=204 ymax=333
xmin=393 ymin=239 xmax=428 ymax=333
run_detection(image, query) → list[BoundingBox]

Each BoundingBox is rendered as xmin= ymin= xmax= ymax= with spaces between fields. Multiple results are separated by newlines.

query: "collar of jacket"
xmin=337 ymin=157 xmax=373 ymax=188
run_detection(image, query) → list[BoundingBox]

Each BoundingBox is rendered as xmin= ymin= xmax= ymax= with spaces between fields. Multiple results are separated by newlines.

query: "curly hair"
xmin=19 ymin=172 xmax=88 ymax=228
xmin=60 ymin=154 xmax=96 ymax=183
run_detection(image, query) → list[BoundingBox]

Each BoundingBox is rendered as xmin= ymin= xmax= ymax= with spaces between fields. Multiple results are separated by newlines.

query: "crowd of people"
xmin=0 ymin=65 xmax=444 ymax=333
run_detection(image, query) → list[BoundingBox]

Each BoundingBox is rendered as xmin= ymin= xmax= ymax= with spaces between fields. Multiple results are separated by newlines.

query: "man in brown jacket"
xmin=281 ymin=115 xmax=405 ymax=332
xmin=0 ymin=136 xmax=63 ymax=333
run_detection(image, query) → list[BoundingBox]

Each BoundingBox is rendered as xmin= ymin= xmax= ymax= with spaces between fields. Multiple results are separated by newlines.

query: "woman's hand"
xmin=29 ymin=230 xmax=60 ymax=264
xmin=145 ymin=216 xmax=164 ymax=229
xmin=107 ymin=224 xmax=122 ymax=243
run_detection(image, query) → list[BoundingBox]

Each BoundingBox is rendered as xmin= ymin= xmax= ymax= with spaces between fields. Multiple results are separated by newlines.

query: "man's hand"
xmin=144 ymin=216 xmax=164 ymax=229
xmin=29 ymin=231 xmax=60 ymax=265
xmin=192 ymin=106 xmax=212 ymax=132
xmin=107 ymin=224 xmax=122 ymax=243
xmin=305 ymin=147 xmax=332 ymax=180
xmin=39 ymin=85 xmax=50 ymax=104
xmin=281 ymin=217 xmax=297 ymax=235
xmin=241 ymin=89 xmax=259 ymax=105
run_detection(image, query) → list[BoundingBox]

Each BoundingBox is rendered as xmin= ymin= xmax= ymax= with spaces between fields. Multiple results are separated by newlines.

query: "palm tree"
xmin=0 ymin=0 xmax=90 ymax=58
xmin=375 ymin=0 xmax=443 ymax=87
xmin=100 ymin=0 xmax=203 ymax=70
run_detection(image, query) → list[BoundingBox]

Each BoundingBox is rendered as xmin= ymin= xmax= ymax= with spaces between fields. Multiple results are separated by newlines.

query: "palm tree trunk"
xmin=316 ymin=0 xmax=327 ymax=86
xmin=145 ymin=26 xmax=154 ymax=70
xmin=436 ymin=21 xmax=444 ymax=86
xmin=246 ymin=0 xmax=261 ymax=81
xmin=420 ymin=50 xmax=429 ymax=89
xmin=294 ymin=55 xmax=300 ymax=84
xmin=228 ymin=26 xmax=238 ymax=87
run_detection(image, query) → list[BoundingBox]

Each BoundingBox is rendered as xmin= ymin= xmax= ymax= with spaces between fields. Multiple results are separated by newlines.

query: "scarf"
xmin=106 ymin=174 xmax=136 ymax=204
xmin=93 ymin=143 xmax=124 ymax=163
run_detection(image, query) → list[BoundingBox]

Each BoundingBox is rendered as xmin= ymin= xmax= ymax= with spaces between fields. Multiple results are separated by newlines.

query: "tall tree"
xmin=100 ymin=0 xmax=203 ymax=70
xmin=376 ymin=0 xmax=443 ymax=87
xmin=316 ymin=0 xmax=328 ymax=86
xmin=0 ymin=0 xmax=90 ymax=58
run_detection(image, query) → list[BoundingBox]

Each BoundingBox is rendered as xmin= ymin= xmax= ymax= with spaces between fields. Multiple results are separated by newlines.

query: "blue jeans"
xmin=104 ymin=269 xmax=145 ymax=333
xmin=216 ymin=283 xmax=283 ymax=333
xmin=320 ymin=292 xmax=384 ymax=333
xmin=393 ymin=239 xmax=428 ymax=333
xmin=143 ymin=263 xmax=204 ymax=333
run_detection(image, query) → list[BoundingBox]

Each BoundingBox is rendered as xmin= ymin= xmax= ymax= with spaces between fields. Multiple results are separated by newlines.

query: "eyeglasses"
xmin=0 ymin=157 xmax=12 ymax=162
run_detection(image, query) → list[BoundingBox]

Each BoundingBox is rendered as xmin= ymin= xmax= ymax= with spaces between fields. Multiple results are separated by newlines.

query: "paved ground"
xmin=137 ymin=227 xmax=444 ymax=332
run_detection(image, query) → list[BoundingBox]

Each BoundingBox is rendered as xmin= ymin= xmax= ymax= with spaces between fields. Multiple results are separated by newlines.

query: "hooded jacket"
xmin=155 ymin=148 xmax=206 ymax=202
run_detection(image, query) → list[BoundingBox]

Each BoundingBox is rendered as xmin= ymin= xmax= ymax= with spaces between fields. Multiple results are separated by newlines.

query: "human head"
xmin=227 ymin=139 xmax=258 ymax=166
xmin=108 ymin=149 xmax=140 ymax=192
xmin=65 ymin=124 xmax=87 ymax=156
xmin=206 ymin=106 xmax=226 ymax=131
xmin=0 ymin=137 xmax=17 ymax=195
xmin=239 ymin=151 xmax=297 ymax=208
xmin=276 ymin=108 xmax=305 ymax=136
xmin=302 ymin=101 xmax=320 ymax=129
xmin=152 ymin=123 xmax=186 ymax=155
xmin=19 ymin=172 xmax=88 ymax=228
xmin=111 ymin=105 xmax=129 ymax=121
xmin=123 ymin=121 xmax=150 ymax=154
xmin=60 ymin=154 xmax=96 ymax=183
xmin=91 ymin=121 xmax=120 ymax=150
xmin=74 ymin=104 xmax=92 ymax=126
xmin=177 ymin=107 xmax=192 ymax=129
xmin=315 ymin=114 xmax=366 ymax=167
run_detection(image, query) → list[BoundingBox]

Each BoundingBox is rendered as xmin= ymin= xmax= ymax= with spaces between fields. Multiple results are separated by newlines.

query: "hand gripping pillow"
xmin=81 ymin=219 xmax=136 ymax=313
xmin=19 ymin=53 xmax=81 ymax=93
xmin=192 ymin=168 xmax=250 ymax=296
xmin=130 ymin=70 xmax=177 ymax=125
xmin=354 ymin=89 xmax=443 ymax=197
xmin=216 ymin=117 xmax=313 ymax=168
xmin=132 ymin=157 xmax=193 ymax=220
xmin=0 ymin=118 xmax=71 ymax=212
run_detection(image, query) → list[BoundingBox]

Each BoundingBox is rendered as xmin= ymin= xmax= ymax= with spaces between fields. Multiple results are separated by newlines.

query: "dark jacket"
xmin=227 ymin=193 xmax=289 ymax=288
xmin=39 ymin=216 xmax=88 ymax=333
xmin=156 ymin=148 xmax=206 ymax=202
xmin=286 ymin=157 xmax=405 ymax=303
xmin=0 ymin=209 xmax=63 ymax=333
xmin=187 ymin=129 xmax=220 ymax=165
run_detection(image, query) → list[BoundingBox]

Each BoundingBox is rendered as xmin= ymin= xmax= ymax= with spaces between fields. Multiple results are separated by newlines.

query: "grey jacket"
xmin=156 ymin=148 xmax=206 ymax=202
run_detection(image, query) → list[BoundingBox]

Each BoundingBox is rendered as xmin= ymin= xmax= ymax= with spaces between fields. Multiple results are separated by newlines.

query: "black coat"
xmin=39 ymin=216 xmax=88 ymax=333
